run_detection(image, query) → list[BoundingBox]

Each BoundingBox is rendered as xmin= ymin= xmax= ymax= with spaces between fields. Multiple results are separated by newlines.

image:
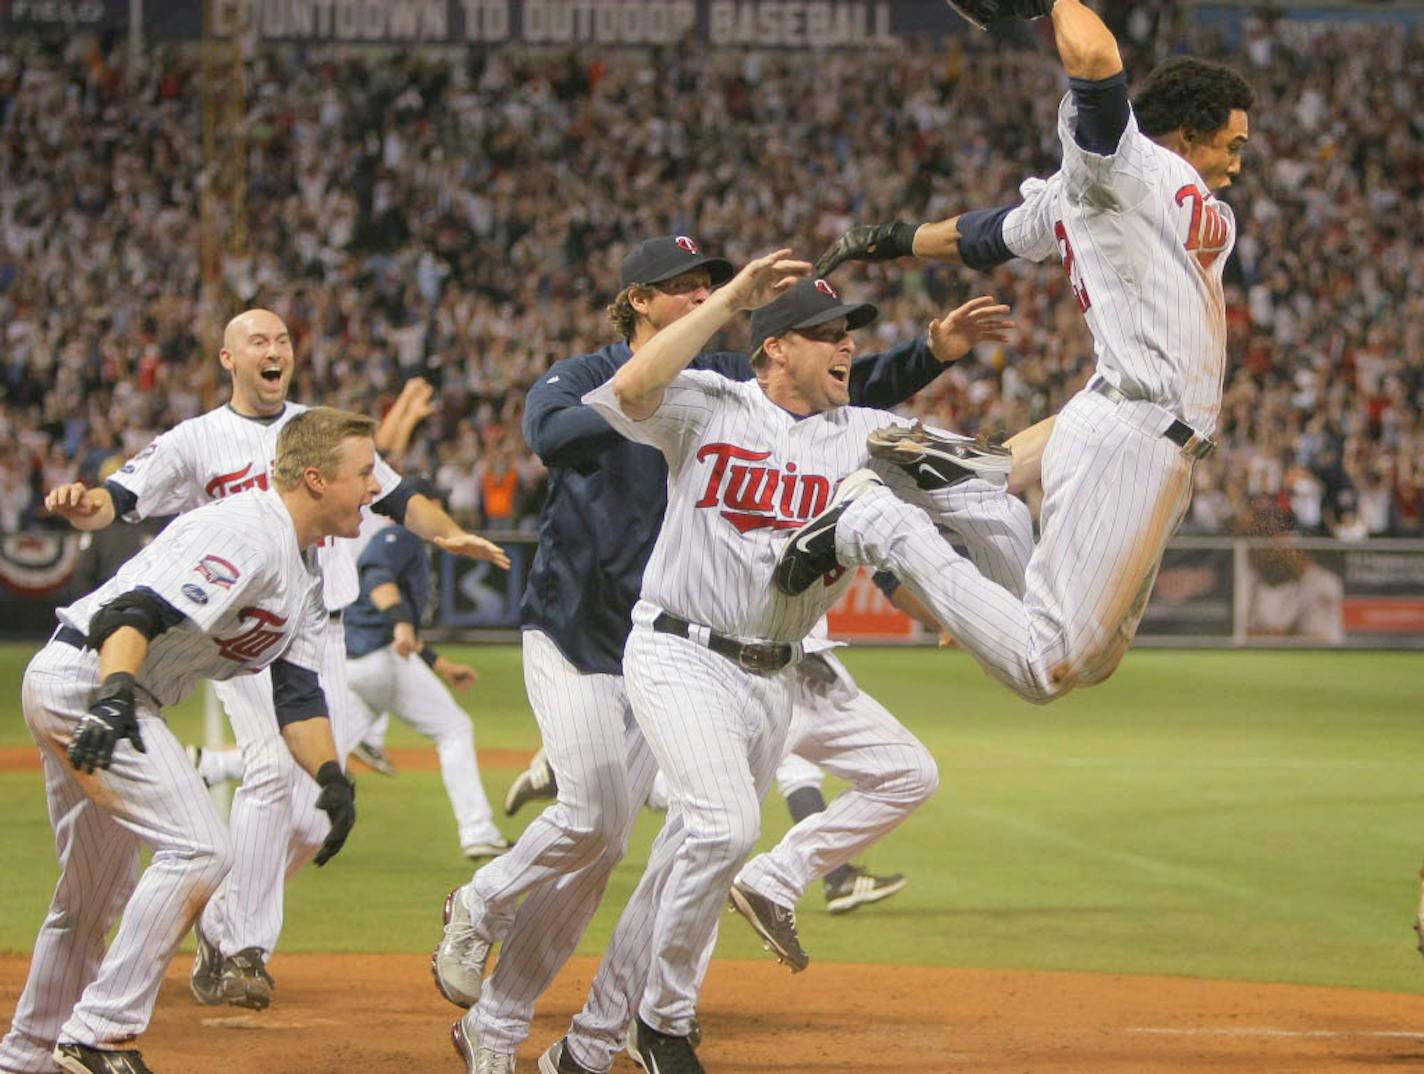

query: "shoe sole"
xmin=826 ymin=875 xmax=909 ymax=915
xmin=451 ymin=1018 xmax=474 ymax=1069
xmin=727 ymin=887 xmax=809 ymax=973
xmin=868 ymin=425 xmax=1012 ymax=475
xmin=774 ymin=470 xmax=881 ymax=597
xmin=432 ymin=888 xmax=480 ymax=1009
xmin=503 ymin=778 xmax=555 ymax=816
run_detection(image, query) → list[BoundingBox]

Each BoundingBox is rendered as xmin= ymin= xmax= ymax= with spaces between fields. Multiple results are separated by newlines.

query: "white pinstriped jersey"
xmin=1003 ymin=94 xmax=1235 ymax=437
xmin=56 ymin=488 xmax=326 ymax=706
xmin=108 ymin=402 xmax=402 ymax=610
xmin=585 ymin=372 xmax=914 ymax=644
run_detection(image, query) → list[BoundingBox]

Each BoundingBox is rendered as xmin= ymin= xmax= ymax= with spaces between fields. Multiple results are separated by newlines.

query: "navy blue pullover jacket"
xmin=520 ymin=338 xmax=949 ymax=674
xmin=345 ymin=525 xmax=432 ymax=659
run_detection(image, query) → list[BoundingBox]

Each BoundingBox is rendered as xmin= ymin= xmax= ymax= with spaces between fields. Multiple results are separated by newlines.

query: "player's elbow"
xmin=610 ymin=369 xmax=658 ymax=421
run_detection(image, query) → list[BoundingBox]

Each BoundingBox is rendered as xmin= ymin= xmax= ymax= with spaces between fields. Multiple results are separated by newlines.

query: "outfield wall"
xmin=3 ymin=531 xmax=1420 ymax=648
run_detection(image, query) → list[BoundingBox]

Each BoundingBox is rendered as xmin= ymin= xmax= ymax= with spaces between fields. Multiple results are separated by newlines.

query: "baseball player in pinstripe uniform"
xmin=0 ymin=408 xmax=371 ymax=1074
xmin=792 ymin=0 xmax=1255 ymax=702
xmin=433 ymin=236 xmax=985 ymax=1074
xmin=546 ymin=259 xmax=1044 ymax=1074
xmin=43 ymin=309 xmax=508 ymax=1011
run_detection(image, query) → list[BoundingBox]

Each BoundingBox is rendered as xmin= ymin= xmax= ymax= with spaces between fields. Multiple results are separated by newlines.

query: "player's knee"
xmin=904 ymin=746 xmax=940 ymax=804
xmin=238 ymin=742 xmax=296 ymax=804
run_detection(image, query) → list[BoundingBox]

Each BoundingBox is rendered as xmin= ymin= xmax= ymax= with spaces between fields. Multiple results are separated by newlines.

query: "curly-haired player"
xmin=798 ymin=0 xmax=1255 ymax=702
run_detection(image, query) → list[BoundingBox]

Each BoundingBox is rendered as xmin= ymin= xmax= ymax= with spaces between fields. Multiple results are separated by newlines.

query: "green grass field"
xmin=1 ymin=644 xmax=1420 ymax=994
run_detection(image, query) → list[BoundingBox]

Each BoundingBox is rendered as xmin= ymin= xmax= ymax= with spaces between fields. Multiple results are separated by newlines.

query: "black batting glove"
xmin=313 ymin=761 xmax=357 ymax=866
xmin=68 ymin=672 xmax=145 ymax=774
xmin=812 ymin=222 xmax=919 ymax=279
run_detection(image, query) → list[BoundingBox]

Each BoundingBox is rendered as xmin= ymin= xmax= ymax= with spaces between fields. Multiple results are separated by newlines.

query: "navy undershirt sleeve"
xmin=956 ymin=206 xmax=1017 ymax=271
xmin=104 ymin=479 xmax=139 ymax=519
xmin=371 ymin=477 xmax=419 ymax=524
xmin=1069 ymin=71 xmax=1130 ymax=154
xmin=270 ymin=658 xmax=329 ymax=727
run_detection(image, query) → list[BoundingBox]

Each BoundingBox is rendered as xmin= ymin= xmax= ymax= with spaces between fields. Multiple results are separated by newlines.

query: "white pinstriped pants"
xmin=735 ymin=653 xmax=939 ymax=907
xmin=200 ymin=620 xmax=360 ymax=958
xmin=840 ymin=390 xmax=1195 ymax=702
xmin=563 ymin=612 xmax=793 ymax=1068
xmin=464 ymin=629 xmax=659 ymax=1055
xmin=0 ymin=643 xmax=231 ymax=1072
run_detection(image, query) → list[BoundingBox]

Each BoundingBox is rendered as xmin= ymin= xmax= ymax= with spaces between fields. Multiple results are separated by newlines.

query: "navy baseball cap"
xmin=748 ymin=278 xmax=877 ymax=354
xmin=619 ymin=235 xmax=734 ymax=289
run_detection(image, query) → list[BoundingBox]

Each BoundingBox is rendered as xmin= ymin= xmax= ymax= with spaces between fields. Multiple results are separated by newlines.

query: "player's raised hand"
xmin=721 ymin=249 xmax=812 ymax=311
xmin=928 ymin=296 xmax=1015 ymax=364
xmin=46 ymin=481 xmax=104 ymax=520
xmin=813 ymin=222 xmax=919 ymax=278
xmin=435 ymin=532 xmax=512 ymax=570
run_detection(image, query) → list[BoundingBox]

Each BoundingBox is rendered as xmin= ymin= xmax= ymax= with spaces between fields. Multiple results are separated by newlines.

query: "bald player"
xmin=798 ymin=0 xmax=1255 ymax=701
xmin=44 ymin=309 xmax=508 ymax=1010
xmin=0 ymin=407 xmax=371 ymax=1074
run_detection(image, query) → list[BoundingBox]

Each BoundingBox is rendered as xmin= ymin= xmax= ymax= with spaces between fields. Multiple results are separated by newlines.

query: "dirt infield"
xmin=4 ymin=955 xmax=1424 ymax=1073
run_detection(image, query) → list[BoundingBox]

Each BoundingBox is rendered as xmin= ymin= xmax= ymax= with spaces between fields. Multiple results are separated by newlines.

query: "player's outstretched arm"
xmin=45 ymin=482 xmax=117 ymax=531
xmin=611 ymin=249 xmax=810 ymax=420
xmin=1050 ymin=0 xmax=1123 ymax=81
xmin=927 ymin=296 xmax=1016 ymax=363
xmin=403 ymin=493 xmax=512 ymax=569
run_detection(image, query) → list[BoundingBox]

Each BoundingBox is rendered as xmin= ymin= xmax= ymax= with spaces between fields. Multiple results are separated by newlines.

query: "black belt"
xmin=652 ymin=613 xmax=797 ymax=675
xmin=56 ymin=626 xmax=88 ymax=649
xmin=1087 ymin=378 xmax=1215 ymax=460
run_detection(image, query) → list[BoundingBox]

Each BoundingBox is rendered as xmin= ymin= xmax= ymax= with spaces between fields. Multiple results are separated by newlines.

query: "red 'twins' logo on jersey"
xmin=1176 ymin=184 xmax=1231 ymax=270
xmin=694 ymin=443 xmax=834 ymax=534
xmin=205 ymin=463 xmax=270 ymax=499
xmin=215 ymin=607 xmax=288 ymax=663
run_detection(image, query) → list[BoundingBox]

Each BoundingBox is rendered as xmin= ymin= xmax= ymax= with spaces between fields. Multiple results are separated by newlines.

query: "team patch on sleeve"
xmin=181 ymin=583 xmax=210 ymax=605
xmin=194 ymin=554 xmax=241 ymax=589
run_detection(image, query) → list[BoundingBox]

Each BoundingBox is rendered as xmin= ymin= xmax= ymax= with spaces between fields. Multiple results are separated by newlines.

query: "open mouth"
xmin=261 ymin=366 xmax=284 ymax=384
xmin=828 ymin=364 xmax=849 ymax=385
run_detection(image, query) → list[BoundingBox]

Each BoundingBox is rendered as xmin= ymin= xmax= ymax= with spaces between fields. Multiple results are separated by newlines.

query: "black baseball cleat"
xmin=218 ymin=947 xmax=274 ymax=1010
xmin=728 ymin=882 xmax=810 ymax=973
xmin=537 ymin=1037 xmax=597 ymax=1074
xmin=189 ymin=922 xmax=224 ymax=1006
xmin=630 ymin=1017 xmax=704 ymax=1074
xmin=867 ymin=422 xmax=1013 ymax=490
xmin=627 ymin=1016 xmax=703 ymax=1070
xmin=52 ymin=1042 xmax=155 ymax=1074
xmin=773 ymin=468 xmax=883 ymax=597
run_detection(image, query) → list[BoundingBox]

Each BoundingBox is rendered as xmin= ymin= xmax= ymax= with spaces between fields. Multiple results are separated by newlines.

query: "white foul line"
xmin=1129 ymin=1027 xmax=1424 ymax=1040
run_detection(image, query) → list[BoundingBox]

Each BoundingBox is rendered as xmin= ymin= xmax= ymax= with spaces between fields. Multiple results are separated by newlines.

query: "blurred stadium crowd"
xmin=0 ymin=8 xmax=1420 ymax=538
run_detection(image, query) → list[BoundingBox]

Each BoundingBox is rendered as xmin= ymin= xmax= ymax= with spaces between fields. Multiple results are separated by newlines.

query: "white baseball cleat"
xmin=433 ymin=885 xmax=493 ymax=1008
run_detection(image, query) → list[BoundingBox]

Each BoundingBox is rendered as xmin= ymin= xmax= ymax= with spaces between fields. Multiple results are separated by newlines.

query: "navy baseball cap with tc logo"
xmin=748 ymin=278 xmax=878 ymax=354
xmin=619 ymin=235 xmax=734 ymax=289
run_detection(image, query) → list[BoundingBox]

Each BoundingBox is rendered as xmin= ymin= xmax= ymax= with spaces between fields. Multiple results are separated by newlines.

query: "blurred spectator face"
xmin=634 ymin=268 xmax=713 ymax=333
xmin=1184 ymin=109 xmax=1250 ymax=191
xmin=219 ymin=309 xmax=294 ymax=417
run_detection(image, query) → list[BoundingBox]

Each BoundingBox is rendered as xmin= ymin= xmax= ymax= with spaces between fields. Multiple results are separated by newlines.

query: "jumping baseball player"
xmin=0 ymin=407 xmax=370 ymax=1074
xmin=547 ymin=263 xmax=1038 ymax=1074
xmin=789 ymin=0 xmax=1255 ymax=702
xmin=432 ymin=235 xmax=981 ymax=1074
xmin=343 ymin=518 xmax=509 ymax=859
xmin=44 ymin=308 xmax=508 ymax=1011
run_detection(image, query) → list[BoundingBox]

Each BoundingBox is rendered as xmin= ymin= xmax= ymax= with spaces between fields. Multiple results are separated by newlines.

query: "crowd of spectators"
xmin=1 ymin=6 xmax=1421 ymax=540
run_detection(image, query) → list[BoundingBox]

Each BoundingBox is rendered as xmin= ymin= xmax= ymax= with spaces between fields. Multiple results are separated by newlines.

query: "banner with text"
xmin=4 ymin=0 xmax=971 ymax=47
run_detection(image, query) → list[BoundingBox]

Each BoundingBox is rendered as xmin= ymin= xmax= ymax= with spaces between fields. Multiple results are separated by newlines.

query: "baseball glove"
xmin=313 ymin=761 xmax=357 ymax=866
xmin=943 ymin=0 xmax=1055 ymax=31
xmin=812 ymin=222 xmax=919 ymax=279
xmin=68 ymin=672 xmax=145 ymax=773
